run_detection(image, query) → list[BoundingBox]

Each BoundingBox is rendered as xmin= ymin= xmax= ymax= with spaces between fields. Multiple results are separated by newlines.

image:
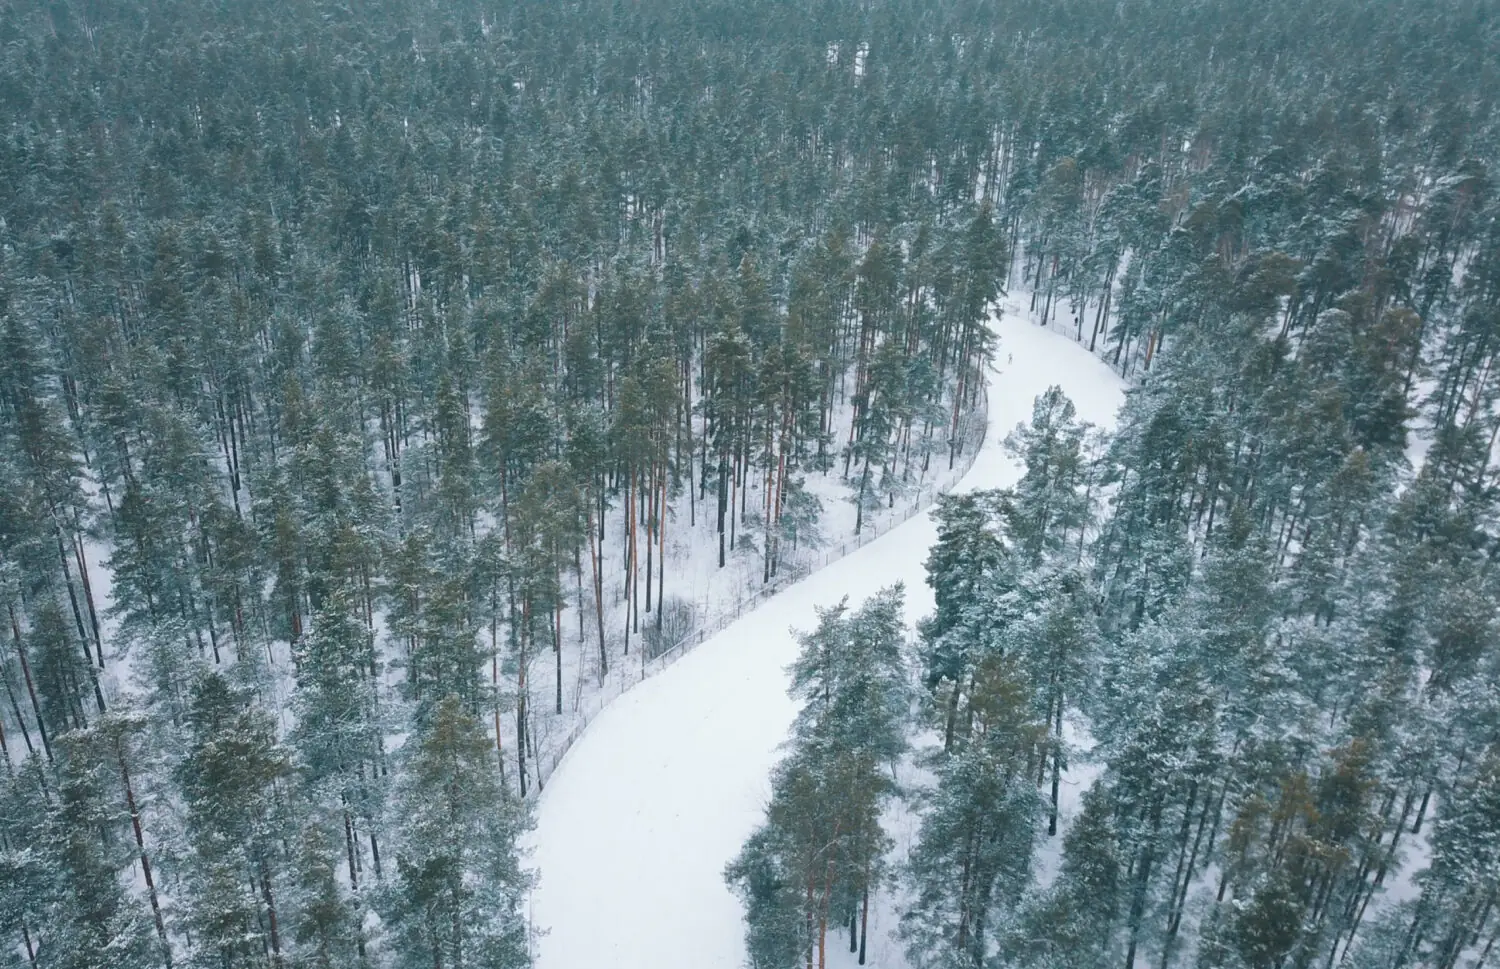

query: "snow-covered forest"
xmin=2 ymin=0 xmax=1499 ymax=967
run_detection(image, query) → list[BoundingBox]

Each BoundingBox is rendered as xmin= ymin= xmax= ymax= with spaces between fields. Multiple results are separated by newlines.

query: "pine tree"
xmin=723 ymin=824 xmax=811 ymax=969
xmin=287 ymin=823 xmax=367 ymax=969
xmin=31 ymin=727 xmax=162 ymax=969
xmin=1004 ymin=387 xmax=1093 ymax=563
xmin=919 ymin=491 xmax=1011 ymax=752
xmin=902 ymin=656 xmax=1045 ymax=969
xmin=292 ymin=580 xmax=386 ymax=903
xmin=730 ymin=587 xmax=910 ymax=969
xmin=176 ymin=672 xmax=292 ymax=968
xmin=383 ymin=697 xmax=532 ymax=969
xmin=1007 ymin=785 xmax=1124 ymax=969
xmin=0 ymin=756 xmax=54 ymax=967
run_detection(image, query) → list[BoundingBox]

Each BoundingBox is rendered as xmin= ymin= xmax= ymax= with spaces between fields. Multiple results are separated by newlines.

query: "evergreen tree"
xmin=1004 ymin=387 xmax=1093 ymax=563
xmin=176 ymin=673 xmax=292 ymax=968
xmin=902 ymin=657 xmax=1044 ymax=969
xmin=730 ymin=588 xmax=909 ymax=968
xmin=0 ymin=0 xmax=1497 ymax=964
xmin=382 ymin=697 xmax=532 ymax=969
xmin=33 ymin=727 xmax=162 ymax=969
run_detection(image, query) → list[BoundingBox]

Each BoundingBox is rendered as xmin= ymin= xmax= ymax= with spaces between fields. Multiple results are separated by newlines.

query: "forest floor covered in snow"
xmin=526 ymin=298 xmax=1127 ymax=968
xmin=522 ymin=393 xmax=986 ymax=796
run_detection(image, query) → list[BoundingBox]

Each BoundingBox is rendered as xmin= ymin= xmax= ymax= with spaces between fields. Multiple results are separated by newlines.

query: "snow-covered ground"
xmin=525 ymin=396 xmax=985 ymax=796
xmin=526 ymin=304 xmax=1126 ymax=969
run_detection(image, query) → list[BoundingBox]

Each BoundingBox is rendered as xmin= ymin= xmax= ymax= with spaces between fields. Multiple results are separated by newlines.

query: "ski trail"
xmin=528 ymin=312 xmax=1126 ymax=969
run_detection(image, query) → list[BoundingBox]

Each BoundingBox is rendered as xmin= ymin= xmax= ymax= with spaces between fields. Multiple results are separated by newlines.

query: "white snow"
xmin=526 ymin=309 xmax=1126 ymax=969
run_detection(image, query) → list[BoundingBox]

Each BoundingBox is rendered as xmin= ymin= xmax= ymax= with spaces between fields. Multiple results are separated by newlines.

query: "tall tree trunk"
xmin=491 ymin=590 xmax=508 ymax=794
xmin=55 ymin=524 xmax=99 ymax=669
xmin=9 ymin=605 xmax=51 ymax=762
xmin=2 ymin=672 xmax=32 ymax=758
xmin=588 ymin=505 xmax=607 ymax=680
xmin=72 ymin=531 xmax=103 ymax=667
xmin=657 ymin=465 xmax=667 ymax=635
xmin=626 ymin=469 xmax=638 ymax=650
xmin=260 ymin=859 xmax=284 ymax=968
xmin=517 ymin=605 xmax=529 ymax=798
xmin=806 ymin=878 xmax=816 ymax=969
xmin=118 ymin=746 xmax=170 ymax=961
xmin=858 ymin=881 xmax=869 ymax=965
xmin=554 ymin=591 xmax=563 ymax=715
xmin=718 ymin=450 xmax=728 ymax=568
xmin=644 ymin=465 xmax=654 ymax=616
xmin=1049 ymin=693 xmax=1064 ymax=836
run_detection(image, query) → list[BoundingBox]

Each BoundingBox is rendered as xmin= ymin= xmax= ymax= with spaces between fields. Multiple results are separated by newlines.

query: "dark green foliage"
xmin=1 ymin=0 xmax=1499 ymax=964
xmin=723 ymin=826 xmax=810 ymax=969
xmin=1006 ymin=786 xmax=1123 ymax=968
xmin=901 ymin=658 xmax=1045 ymax=968
xmin=1004 ymin=387 xmax=1094 ymax=564
xmin=177 ymin=673 xmax=293 ymax=967
xmin=383 ymin=698 xmax=532 ymax=969
xmin=728 ymin=588 xmax=908 ymax=968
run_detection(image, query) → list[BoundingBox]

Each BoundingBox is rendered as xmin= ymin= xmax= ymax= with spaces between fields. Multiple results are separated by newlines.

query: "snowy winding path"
xmin=528 ymin=308 xmax=1126 ymax=969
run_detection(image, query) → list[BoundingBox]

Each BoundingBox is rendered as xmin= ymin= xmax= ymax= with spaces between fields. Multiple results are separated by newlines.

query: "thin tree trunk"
xmin=260 ymin=860 xmax=284 ymax=968
xmin=119 ymin=746 xmax=170 ymax=960
xmin=806 ymin=878 xmax=816 ymax=969
xmin=818 ymin=837 xmax=839 ymax=969
xmin=644 ymin=464 xmax=654 ymax=616
xmin=943 ymin=678 xmax=962 ymax=753
xmin=343 ymin=809 xmax=359 ymax=889
xmin=517 ymin=609 xmax=528 ymax=798
xmin=588 ymin=505 xmax=607 ymax=680
xmin=9 ymin=605 xmax=51 ymax=761
xmin=2 ymin=672 xmax=32 ymax=758
xmin=55 ymin=525 xmax=98 ymax=669
xmin=72 ymin=531 xmax=104 ymax=667
xmin=729 ymin=455 xmax=739 ymax=556
xmin=1412 ymin=784 xmax=1433 ymax=834
xmin=1049 ymin=693 xmax=1064 ymax=836
xmin=626 ymin=470 xmax=638 ymax=649
xmin=859 ymin=880 xmax=869 ymax=965
xmin=491 ymin=592 xmax=509 ymax=794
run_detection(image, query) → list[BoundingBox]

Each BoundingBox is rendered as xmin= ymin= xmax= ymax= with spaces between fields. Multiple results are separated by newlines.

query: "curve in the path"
xmin=528 ymin=311 xmax=1126 ymax=969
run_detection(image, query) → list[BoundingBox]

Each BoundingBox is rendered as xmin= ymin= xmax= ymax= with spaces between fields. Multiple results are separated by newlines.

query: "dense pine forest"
xmin=721 ymin=0 xmax=1500 ymax=966
xmin=1 ymin=0 xmax=1498 ymax=966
